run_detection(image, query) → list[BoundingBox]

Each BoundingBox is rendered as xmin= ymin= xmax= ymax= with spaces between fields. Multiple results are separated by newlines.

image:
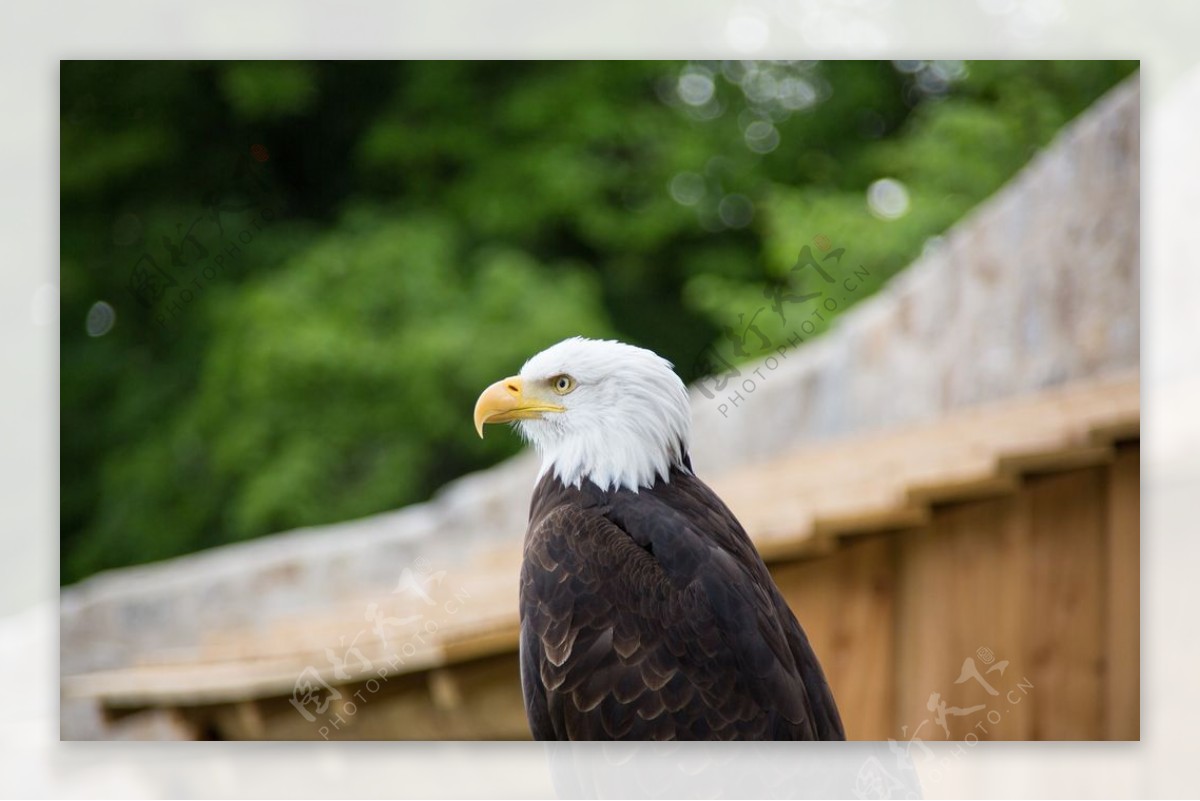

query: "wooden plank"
xmin=755 ymin=533 xmax=836 ymax=564
xmin=64 ymin=608 xmax=525 ymax=708
xmin=770 ymin=535 xmax=896 ymax=740
xmin=812 ymin=506 xmax=930 ymax=539
xmin=893 ymin=521 xmax=942 ymax=744
xmin=1089 ymin=419 xmax=1141 ymax=446
xmin=1105 ymin=443 xmax=1140 ymax=739
xmin=906 ymin=474 xmax=1018 ymax=507
xmin=894 ymin=494 xmax=1032 ymax=743
xmin=997 ymin=444 xmax=1114 ymax=476
xmin=201 ymin=652 xmax=531 ymax=740
xmin=711 ymin=374 xmax=1137 ymax=547
xmin=1023 ymin=467 xmax=1108 ymax=740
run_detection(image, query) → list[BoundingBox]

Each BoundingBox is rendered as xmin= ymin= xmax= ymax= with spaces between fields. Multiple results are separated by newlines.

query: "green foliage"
xmin=218 ymin=62 xmax=319 ymax=120
xmin=60 ymin=60 xmax=1136 ymax=583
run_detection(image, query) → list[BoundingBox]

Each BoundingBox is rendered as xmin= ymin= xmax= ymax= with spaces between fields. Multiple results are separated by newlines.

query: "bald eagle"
xmin=474 ymin=337 xmax=844 ymax=740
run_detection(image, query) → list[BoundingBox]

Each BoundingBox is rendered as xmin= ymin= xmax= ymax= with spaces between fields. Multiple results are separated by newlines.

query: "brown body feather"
xmin=519 ymin=462 xmax=845 ymax=740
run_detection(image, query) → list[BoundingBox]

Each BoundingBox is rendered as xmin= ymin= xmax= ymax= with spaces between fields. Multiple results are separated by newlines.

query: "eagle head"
xmin=473 ymin=337 xmax=692 ymax=492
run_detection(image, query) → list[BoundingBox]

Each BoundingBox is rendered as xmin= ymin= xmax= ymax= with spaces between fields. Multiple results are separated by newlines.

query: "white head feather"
xmin=515 ymin=337 xmax=692 ymax=493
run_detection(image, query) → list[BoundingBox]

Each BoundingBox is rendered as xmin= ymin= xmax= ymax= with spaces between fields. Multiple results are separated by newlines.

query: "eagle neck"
xmin=536 ymin=434 xmax=690 ymax=494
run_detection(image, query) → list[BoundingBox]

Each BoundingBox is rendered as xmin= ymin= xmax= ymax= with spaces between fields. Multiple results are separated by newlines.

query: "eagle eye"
xmin=551 ymin=374 xmax=576 ymax=395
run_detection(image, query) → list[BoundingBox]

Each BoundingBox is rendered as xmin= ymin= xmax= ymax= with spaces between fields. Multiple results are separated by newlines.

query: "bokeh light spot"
xmin=677 ymin=69 xmax=715 ymax=107
xmin=86 ymin=301 xmax=116 ymax=337
xmin=778 ymin=77 xmax=817 ymax=111
xmin=867 ymin=178 xmax=911 ymax=220
xmin=744 ymin=120 xmax=780 ymax=154
xmin=718 ymin=194 xmax=755 ymax=228
xmin=669 ymin=172 xmax=706 ymax=206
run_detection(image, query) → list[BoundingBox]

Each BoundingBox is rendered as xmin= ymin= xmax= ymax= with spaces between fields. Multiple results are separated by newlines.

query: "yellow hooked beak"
xmin=473 ymin=376 xmax=565 ymax=438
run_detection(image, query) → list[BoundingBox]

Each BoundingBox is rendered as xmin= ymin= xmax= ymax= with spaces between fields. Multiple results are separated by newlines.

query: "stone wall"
xmin=59 ymin=76 xmax=1139 ymax=739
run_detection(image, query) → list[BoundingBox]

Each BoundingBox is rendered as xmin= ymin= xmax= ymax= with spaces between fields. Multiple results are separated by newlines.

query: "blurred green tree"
xmin=60 ymin=60 xmax=1136 ymax=583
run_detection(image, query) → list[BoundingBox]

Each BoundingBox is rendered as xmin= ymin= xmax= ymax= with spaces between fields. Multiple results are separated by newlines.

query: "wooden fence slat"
xmin=894 ymin=494 xmax=1032 ymax=742
xmin=1024 ymin=467 xmax=1107 ymax=740
xmin=1106 ymin=443 xmax=1140 ymax=739
xmin=770 ymin=535 xmax=896 ymax=740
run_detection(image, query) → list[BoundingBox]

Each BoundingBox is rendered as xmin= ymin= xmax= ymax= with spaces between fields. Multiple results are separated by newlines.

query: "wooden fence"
xmin=69 ymin=373 xmax=1139 ymax=741
xmin=778 ymin=442 xmax=1139 ymax=741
